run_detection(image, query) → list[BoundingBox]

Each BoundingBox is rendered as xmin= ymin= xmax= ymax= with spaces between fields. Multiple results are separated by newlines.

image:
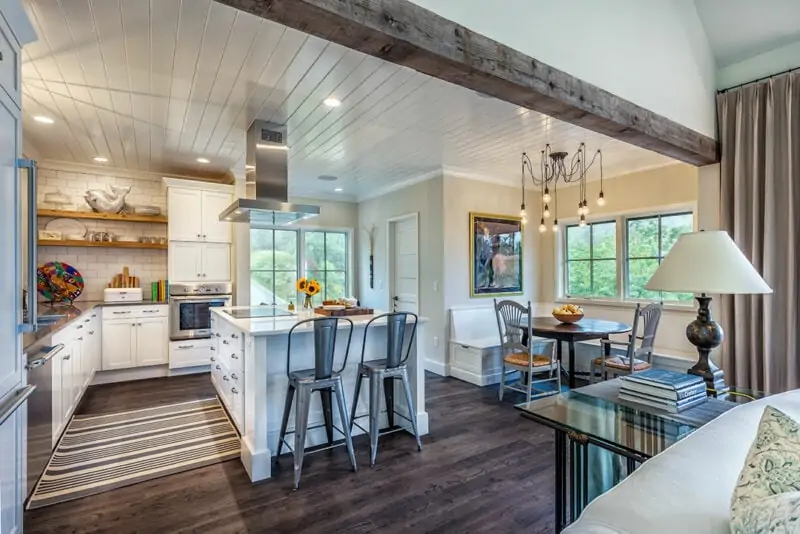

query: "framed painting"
xmin=469 ymin=212 xmax=524 ymax=297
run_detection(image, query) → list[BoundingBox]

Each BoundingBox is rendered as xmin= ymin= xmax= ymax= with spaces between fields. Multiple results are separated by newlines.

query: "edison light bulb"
xmin=543 ymin=188 xmax=551 ymax=203
xmin=543 ymin=204 xmax=551 ymax=218
xmin=519 ymin=206 xmax=527 ymax=219
xmin=597 ymin=192 xmax=606 ymax=206
xmin=579 ymin=214 xmax=587 ymax=227
xmin=552 ymin=220 xmax=559 ymax=232
xmin=538 ymin=218 xmax=546 ymax=233
xmin=582 ymin=201 xmax=589 ymax=215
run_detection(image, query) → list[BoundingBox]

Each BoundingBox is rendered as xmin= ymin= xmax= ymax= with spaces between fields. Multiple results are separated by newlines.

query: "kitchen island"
xmin=209 ymin=307 xmax=429 ymax=482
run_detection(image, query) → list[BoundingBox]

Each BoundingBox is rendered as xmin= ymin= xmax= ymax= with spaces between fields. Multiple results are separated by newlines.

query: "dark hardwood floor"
xmin=25 ymin=373 xmax=556 ymax=534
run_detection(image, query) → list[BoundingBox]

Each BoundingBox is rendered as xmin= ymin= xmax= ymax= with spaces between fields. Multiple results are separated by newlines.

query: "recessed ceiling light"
xmin=93 ymin=156 xmax=108 ymax=163
xmin=196 ymin=157 xmax=210 ymax=164
xmin=33 ymin=116 xmax=54 ymax=124
xmin=334 ymin=187 xmax=343 ymax=193
xmin=324 ymin=97 xmax=341 ymax=108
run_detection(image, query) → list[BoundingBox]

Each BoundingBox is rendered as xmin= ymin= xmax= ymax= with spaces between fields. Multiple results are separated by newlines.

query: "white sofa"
xmin=565 ymin=389 xmax=800 ymax=533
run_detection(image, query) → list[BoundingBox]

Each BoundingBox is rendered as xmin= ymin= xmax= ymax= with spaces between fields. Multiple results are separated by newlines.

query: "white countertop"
xmin=212 ymin=306 xmax=427 ymax=336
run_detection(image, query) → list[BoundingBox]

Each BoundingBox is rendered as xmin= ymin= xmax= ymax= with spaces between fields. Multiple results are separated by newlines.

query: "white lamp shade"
xmin=645 ymin=231 xmax=772 ymax=295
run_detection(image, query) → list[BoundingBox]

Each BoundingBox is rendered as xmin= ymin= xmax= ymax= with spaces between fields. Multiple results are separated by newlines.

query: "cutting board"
xmin=314 ymin=307 xmax=374 ymax=317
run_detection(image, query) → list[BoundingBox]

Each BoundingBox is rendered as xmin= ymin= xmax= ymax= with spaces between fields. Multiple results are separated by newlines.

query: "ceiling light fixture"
xmin=93 ymin=156 xmax=108 ymax=163
xmin=196 ymin=157 xmax=210 ymax=164
xmin=33 ymin=116 xmax=54 ymax=124
xmin=520 ymin=142 xmax=605 ymax=231
xmin=324 ymin=97 xmax=341 ymax=108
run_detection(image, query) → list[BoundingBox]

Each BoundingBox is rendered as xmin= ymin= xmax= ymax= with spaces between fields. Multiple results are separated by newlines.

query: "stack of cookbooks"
xmin=619 ymin=369 xmax=707 ymax=413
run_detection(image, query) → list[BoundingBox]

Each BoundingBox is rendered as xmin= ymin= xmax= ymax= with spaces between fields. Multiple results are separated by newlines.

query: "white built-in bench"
xmin=449 ymin=306 xmax=555 ymax=386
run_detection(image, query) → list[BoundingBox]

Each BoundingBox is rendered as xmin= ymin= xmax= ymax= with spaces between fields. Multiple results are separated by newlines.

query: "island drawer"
xmin=169 ymin=339 xmax=213 ymax=369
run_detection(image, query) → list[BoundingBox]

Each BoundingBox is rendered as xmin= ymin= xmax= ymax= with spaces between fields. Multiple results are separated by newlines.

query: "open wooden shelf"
xmin=38 ymin=239 xmax=168 ymax=250
xmin=38 ymin=208 xmax=168 ymax=224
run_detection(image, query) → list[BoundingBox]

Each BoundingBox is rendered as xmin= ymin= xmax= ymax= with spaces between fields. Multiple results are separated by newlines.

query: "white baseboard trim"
xmin=425 ymin=358 xmax=450 ymax=376
xmin=91 ymin=364 xmax=209 ymax=385
xmin=241 ymin=435 xmax=271 ymax=482
xmin=449 ymin=366 xmax=484 ymax=386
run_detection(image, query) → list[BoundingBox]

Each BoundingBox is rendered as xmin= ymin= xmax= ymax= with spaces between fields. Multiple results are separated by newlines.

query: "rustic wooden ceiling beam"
xmin=216 ymin=0 xmax=719 ymax=166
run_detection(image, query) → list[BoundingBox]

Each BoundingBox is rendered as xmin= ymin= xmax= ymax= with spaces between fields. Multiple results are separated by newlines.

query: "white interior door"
xmin=389 ymin=214 xmax=419 ymax=314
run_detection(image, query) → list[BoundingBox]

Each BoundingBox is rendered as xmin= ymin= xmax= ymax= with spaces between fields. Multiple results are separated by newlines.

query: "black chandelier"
xmin=519 ymin=143 xmax=605 ymax=232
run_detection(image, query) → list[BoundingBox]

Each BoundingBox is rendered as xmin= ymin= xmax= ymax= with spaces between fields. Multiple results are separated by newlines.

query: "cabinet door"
xmin=167 ymin=188 xmax=203 ymax=242
xmin=101 ymin=320 xmax=136 ymax=370
xmin=70 ymin=337 xmax=84 ymax=405
xmin=201 ymin=191 xmax=232 ymax=243
xmin=0 ymin=407 xmax=24 ymax=534
xmin=60 ymin=344 xmax=75 ymax=422
xmin=51 ymin=347 xmax=63 ymax=444
xmin=201 ymin=243 xmax=231 ymax=281
xmin=136 ymin=317 xmax=168 ymax=366
xmin=83 ymin=324 xmax=99 ymax=387
xmin=0 ymin=91 xmax=21 ymax=401
xmin=169 ymin=242 xmax=202 ymax=282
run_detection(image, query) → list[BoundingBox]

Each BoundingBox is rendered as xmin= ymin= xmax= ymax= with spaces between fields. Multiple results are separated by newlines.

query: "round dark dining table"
xmin=529 ymin=317 xmax=632 ymax=389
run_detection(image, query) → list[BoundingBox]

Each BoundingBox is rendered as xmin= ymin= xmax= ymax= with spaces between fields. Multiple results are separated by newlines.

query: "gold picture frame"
xmin=469 ymin=212 xmax=524 ymax=298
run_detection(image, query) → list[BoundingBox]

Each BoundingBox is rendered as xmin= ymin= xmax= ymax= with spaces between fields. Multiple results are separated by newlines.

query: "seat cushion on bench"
xmin=593 ymin=356 xmax=650 ymax=371
xmin=504 ymin=353 xmax=552 ymax=367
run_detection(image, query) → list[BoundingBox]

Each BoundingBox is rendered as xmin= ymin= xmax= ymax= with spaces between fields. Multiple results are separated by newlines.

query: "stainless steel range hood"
xmin=219 ymin=120 xmax=320 ymax=225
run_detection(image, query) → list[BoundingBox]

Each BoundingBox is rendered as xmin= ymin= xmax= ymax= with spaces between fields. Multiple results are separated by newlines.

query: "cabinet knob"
xmin=231 ymin=373 xmax=238 ymax=380
xmin=77 ymin=337 xmax=83 ymax=341
xmin=231 ymin=387 xmax=238 ymax=394
xmin=76 ymin=325 xmax=84 ymax=329
xmin=88 ymin=331 xmax=95 ymax=335
xmin=63 ymin=354 xmax=70 ymax=360
xmin=222 ymin=375 xmax=229 ymax=381
xmin=210 ymin=346 xmax=215 ymax=351
xmin=84 ymin=318 xmax=91 ymax=323
xmin=210 ymin=356 xmax=215 ymax=361
xmin=216 ymin=365 xmax=221 ymax=370
xmin=231 ymin=354 xmax=238 ymax=359
xmin=230 ymin=333 xmax=237 ymax=339
xmin=222 ymin=340 xmax=228 ymax=345
xmin=196 ymin=234 xmax=201 ymax=238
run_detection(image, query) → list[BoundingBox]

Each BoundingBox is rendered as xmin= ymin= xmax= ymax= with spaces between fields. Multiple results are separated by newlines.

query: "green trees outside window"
xmin=250 ymin=228 xmax=349 ymax=307
xmin=564 ymin=211 xmax=694 ymax=302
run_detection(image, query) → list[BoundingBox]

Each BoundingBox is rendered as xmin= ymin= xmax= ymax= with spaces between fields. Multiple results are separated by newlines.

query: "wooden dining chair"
xmin=590 ymin=303 xmax=663 ymax=382
xmin=494 ymin=299 xmax=561 ymax=402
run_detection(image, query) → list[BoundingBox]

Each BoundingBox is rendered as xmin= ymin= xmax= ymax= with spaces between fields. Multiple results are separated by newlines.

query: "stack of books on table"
xmin=619 ymin=369 xmax=708 ymax=413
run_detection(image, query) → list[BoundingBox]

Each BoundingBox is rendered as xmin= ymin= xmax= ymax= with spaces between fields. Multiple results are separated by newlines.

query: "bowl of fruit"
xmin=552 ymin=304 xmax=584 ymax=324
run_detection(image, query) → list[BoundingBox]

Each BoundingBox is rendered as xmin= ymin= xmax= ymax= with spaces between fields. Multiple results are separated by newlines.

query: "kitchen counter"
xmin=211 ymin=306 xmax=428 ymax=336
xmin=23 ymin=300 xmax=167 ymax=350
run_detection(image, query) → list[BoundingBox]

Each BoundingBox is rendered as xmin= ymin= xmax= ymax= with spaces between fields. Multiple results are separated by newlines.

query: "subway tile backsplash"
xmin=36 ymin=165 xmax=168 ymax=302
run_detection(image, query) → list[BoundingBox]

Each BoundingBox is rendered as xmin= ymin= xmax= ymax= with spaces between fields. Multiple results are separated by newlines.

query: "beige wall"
xmin=357 ymin=177 xmax=446 ymax=371
xmin=442 ymin=174 xmax=541 ymax=308
xmin=538 ymin=163 xmax=700 ymax=302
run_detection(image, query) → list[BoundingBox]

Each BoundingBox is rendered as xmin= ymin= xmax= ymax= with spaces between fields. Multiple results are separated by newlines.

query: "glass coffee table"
xmin=516 ymin=380 xmax=765 ymax=533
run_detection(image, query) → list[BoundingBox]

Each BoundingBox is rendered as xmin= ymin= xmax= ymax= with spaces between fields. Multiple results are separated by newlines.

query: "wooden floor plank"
xmin=25 ymin=373 xmax=556 ymax=534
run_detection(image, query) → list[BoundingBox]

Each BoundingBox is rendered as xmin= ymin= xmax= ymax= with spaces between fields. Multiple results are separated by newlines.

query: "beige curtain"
xmin=718 ymin=70 xmax=800 ymax=393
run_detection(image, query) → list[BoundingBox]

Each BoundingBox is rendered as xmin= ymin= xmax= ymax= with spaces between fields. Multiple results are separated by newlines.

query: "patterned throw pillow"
xmin=730 ymin=406 xmax=800 ymax=533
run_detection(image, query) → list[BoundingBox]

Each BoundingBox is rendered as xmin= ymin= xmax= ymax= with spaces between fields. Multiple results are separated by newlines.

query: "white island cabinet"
xmin=209 ymin=307 xmax=429 ymax=483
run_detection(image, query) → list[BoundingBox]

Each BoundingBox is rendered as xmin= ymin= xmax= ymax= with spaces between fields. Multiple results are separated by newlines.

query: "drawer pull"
xmin=177 ymin=344 xmax=194 ymax=349
xmin=210 ymin=356 xmax=215 ymax=362
xmin=231 ymin=373 xmax=238 ymax=380
xmin=231 ymin=354 xmax=238 ymax=359
xmin=210 ymin=347 xmax=215 ymax=351
xmin=113 ymin=311 xmax=131 ymax=315
xmin=88 ymin=331 xmax=95 ymax=335
xmin=77 ymin=337 xmax=83 ymax=341
xmin=230 ymin=333 xmax=237 ymax=339
xmin=216 ymin=365 xmax=221 ymax=370
xmin=143 ymin=310 xmax=159 ymax=314
xmin=215 ymin=333 xmax=220 ymax=338
xmin=222 ymin=375 xmax=229 ymax=381
xmin=63 ymin=354 xmax=70 ymax=360
xmin=222 ymin=340 xmax=229 ymax=345
xmin=76 ymin=325 xmax=84 ymax=329
xmin=231 ymin=387 xmax=238 ymax=394
xmin=84 ymin=318 xmax=91 ymax=323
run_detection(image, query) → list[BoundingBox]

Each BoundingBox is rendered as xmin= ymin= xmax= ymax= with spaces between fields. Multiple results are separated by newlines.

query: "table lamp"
xmin=645 ymin=230 xmax=772 ymax=395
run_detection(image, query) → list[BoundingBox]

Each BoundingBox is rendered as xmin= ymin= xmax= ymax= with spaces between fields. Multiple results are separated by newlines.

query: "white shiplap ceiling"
xmin=21 ymin=0 xmax=674 ymax=201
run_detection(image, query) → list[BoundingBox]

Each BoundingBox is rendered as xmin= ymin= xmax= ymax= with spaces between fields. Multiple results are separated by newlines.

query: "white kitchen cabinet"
xmin=102 ymin=306 xmax=169 ymax=370
xmin=169 ymin=339 xmax=214 ymax=369
xmin=136 ymin=317 xmax=168 ymax=366
xmin=167 ymin=186 xmax=232 ymax=243
xmin=169 ymin=242 xmax=230 ymax=282
xmin=167 ymin=188 xmax=203 ymax=241
xmin=101 ymin=319 xmax=136 ymax=370
xmin=69 ymin=336 xmax=83 ymax=406
xmin=201 ymin=191 xmax=234 ymax=243
xmin=59 ymin=342 xmax=75 ymax=432
xmin=202 ymin=243 xmax=231 ymax=281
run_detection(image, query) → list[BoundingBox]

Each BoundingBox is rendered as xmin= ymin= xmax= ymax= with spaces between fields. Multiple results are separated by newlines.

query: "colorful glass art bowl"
xmin=37 ymin=262 xmax=84 ymax=303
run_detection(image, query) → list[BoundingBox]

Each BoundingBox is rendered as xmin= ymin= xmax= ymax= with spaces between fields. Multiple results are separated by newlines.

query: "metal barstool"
xmin=350 ymin=312 xmax=423 ymax=466
xmin=276 ymin=317 xmax=357 ymax=489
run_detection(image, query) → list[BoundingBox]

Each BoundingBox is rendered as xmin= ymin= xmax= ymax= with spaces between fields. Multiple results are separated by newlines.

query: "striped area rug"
xmin=28 ymin=398 xmax=240 ymax=509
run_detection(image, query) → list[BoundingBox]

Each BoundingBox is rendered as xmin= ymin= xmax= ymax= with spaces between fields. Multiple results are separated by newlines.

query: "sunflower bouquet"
xmin=296 ymin=277 xmax=322 ymax=309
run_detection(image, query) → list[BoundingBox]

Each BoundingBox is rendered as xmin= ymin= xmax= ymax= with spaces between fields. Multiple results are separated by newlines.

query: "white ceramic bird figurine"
xmin=84 ymin=185 xmax=131 ymax=214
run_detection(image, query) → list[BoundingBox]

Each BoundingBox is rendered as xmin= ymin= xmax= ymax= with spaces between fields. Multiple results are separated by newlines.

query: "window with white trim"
xmin=250 ymin=228 xmax=350 ymax=306
xmin=561 ymin=209 xmax=694 ymax=303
